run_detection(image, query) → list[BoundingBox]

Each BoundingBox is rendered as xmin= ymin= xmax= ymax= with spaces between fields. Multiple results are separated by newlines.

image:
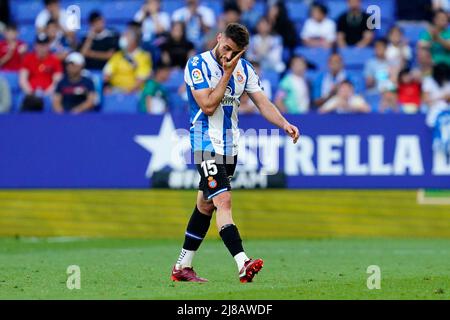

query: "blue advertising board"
xmin=0 ymin=114 xmax=449 ymax=189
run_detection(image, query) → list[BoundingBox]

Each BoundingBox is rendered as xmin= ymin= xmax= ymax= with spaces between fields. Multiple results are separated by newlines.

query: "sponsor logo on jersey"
xmin=192 ymin=69 xmax=204 ymax=84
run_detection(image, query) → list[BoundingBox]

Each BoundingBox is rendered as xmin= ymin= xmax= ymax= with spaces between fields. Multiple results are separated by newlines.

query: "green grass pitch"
xmin=0 ymin=189 xmax=449 ymax=299
xmin=0 ymin=238 xmax=448 ymax=299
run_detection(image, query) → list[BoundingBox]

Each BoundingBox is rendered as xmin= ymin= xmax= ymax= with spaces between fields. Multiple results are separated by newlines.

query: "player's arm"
xmin=191 ymin=51 xmax=245 ymax=116
xmin=249 ymin=91 xmax=300 ymax=144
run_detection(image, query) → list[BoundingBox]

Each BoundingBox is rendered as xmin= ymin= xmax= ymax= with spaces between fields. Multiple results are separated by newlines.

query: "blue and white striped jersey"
xmin=184 ymin=50 xmax=263 ymax=156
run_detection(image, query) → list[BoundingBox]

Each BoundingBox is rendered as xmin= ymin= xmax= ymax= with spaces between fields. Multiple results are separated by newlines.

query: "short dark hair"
xmin=44 ymin=0 xmax=59 ymax=6
xmin=46 ymin=18 xmax=58 ymax=27
xmin=374 ymin=38 xmax=388 ymax=47
xmin=223 ymin=23 xmax=249 ymax=49
xmin=5 ymin=22 xmax=18 ymax=31
xmin=433 ymin=8 xmax=448 ymax=20
xmin=311 ymin=2 xmax=328 ymax=16
xmin=89 ymin=11 xmax=102 ymax=24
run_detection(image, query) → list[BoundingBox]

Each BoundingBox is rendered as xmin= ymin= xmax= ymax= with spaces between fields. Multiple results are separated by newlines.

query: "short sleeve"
xmin=21 ymin=54 xmax=33 ymax=72
xmin=53 ymin=57 xmax=63 ymax=74
xmin=243 ymin=60 xmax=263 ymax=94
xmin=55 ymin=79 xmax=63 ymax=94
xmin=419 ymin=31 xmax=431 ymax=43
xmin=184 ymin=56 xmax=210 ymax=90
xmin=300 ymin=19 xmax=314 ymax=40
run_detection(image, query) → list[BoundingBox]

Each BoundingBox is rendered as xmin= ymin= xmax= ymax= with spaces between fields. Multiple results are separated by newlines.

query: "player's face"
xmin=216 ymin=34 xmax=242 ymax=62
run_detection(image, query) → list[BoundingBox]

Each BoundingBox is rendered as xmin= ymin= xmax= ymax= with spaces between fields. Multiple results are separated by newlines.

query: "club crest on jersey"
xmin=236 ymin=71 xmax=245 ymax=84
xmin=192 ymin=68 xmax=204 ymax=84
xmin=207 ymin=176 xmax=218 ymax=189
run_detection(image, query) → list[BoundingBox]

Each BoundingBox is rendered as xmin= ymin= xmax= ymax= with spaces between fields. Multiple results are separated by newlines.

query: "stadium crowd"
xmin=0 ymin=0 xmax=449 ymax=119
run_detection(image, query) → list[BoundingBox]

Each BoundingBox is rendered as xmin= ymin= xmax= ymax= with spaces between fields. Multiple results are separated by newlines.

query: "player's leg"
xmin=213 ymin=192 xmax=263 ymax=283
xmin=212 ymin=156 xmax=263 ymax=283
xmin=171 ymin=191 xmax=215 ymax=282
xmin=175 ymin=191 xmax=215 ymax=268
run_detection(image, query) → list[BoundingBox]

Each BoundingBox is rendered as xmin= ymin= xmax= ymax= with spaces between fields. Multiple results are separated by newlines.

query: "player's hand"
xmin=284 ymin=123 xmax=300 ymax=144
xmin=222 ymin=50 xmax=245 ymax=75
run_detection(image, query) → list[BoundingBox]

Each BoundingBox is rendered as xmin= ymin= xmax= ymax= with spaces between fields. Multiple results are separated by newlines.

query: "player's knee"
xmin=212 ymin=192 xmax=232 ymax=211
xmin=197 ymin=199 xmax=215 ymax=215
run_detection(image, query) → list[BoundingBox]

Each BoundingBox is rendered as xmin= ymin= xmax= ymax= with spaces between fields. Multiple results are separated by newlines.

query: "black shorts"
xmin=194 ymin=151 xmax=238 ymax=201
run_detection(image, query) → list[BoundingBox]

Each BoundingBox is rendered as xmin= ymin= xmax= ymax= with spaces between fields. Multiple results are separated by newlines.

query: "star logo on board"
xmin=134 ymin=114 xmax=190 ymax=178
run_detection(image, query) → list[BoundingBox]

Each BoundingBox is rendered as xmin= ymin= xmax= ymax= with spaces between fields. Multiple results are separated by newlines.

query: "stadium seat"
xmin=325 ymin=1 xmax=348 ymax=20
xmin=101 ymin=93 xmax=140 ymax=113
xmin=10 ymin=1 xmax=43 ymax=24
xmin=262 ymin=69 xmax=280 ymax=95
xmin=285 ymin=1 xmax=309 ymax=23
xmin=161 ymin=0 xmax=184 ymax=16
xmin=294 ymin=47 xmax=331 ymax=71
xmin=339 ymin=47 xmax=373 ymax=71
xmin=400 ymin=23 xmax=427 ymax=46
xmin=346 ymin=71 xmax=366 ymax=94
xmin=18 ymin=24 xmax=36 ymax=46
xmin=99 ymin=1 xmax=143 ymax=23
xmin=364 ymin=93 xmax=382 ymax=112
xmin=0 ymin=72 xmax=20 ymax=94
xmin=163 ymin=68 xmax=184 ymax=92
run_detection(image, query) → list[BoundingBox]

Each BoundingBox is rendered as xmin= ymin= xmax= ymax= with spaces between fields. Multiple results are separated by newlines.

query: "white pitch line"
xmin=417 ymin=189 xmax=450 ymax=205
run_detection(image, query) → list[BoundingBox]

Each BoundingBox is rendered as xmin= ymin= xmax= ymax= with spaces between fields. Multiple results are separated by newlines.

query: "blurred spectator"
xmin=364 ymin=39 xmax=397 ymax=110
xmin=319 ymin=80 xmax=370 ymax=113
xmin=337 ymin=0 xmax=374 ymax=48
xmin=423 ymin=63 xmax=450 ymax=126
xmin=239 ymin=60 xmax=272 ymax=114
xmin=0 ymin=75 xmax=11 ymax=113
xmin=432 ymin=0 xmax=449 ymax=11
xmin=53 ymin=52 xmax=96 ymax=114
xmin=313 ymin=53 xmax=349 ymax=108
xmin=364 ymin=39 xmax=396 ymax=93
xmin=139 ymin=62 xmax=171 ymax=114
xmin=412 ymin=47 xmax=434 ymax=78
xmin=79 ymin=11 xmax=120 ymax=71
xmin=396 ymin=0 xmax=433 ymax=22
xmin=19 ymin=34 xmax=63 ymax=112
xmin=418 ymin=9 xmax=450 ymax=67
xmin=171 ymin=0 xmax=215 ymax=49
xmin=36 ymin=0 xmax=66 ymax=32
xmin=0 ymin=0 xmax=10 ymax=31
xmin=35 ymin=0 xmax=76 ymax=46
xmin=395 ymin=68 xmax=422 ymax=114
xmin=275 ymin=55 xmax=310 ymax=114
xmin=159 ymin=21 xmax=195 ymax=69
xmin=0 ymin=23 xmax=28 ymax=71
xmin=247 ymin=17 xmax=285 ymax=73
xmin=134 ymin=0 xmax=171 ymax=43
xmin=386 ymin=26 xmax=412 ymax=72
xmin=45 ymin=19 xmax=72 ymax=61
xmin=235 ymin=0 xmax=261 ymax=33
xmin=103 ymin=26 xmax=152 ymax=93
xmin=267 ymin=1 xmax=299 ymax=51
xmin=301 ymin=2 xmax=336 ymax=49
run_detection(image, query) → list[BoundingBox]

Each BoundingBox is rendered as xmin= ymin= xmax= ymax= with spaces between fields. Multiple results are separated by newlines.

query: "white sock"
xmin=176 ymin=248 xmax=195 ymax=269
xmin=234 ymin=252 xmax=249 ymax=271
